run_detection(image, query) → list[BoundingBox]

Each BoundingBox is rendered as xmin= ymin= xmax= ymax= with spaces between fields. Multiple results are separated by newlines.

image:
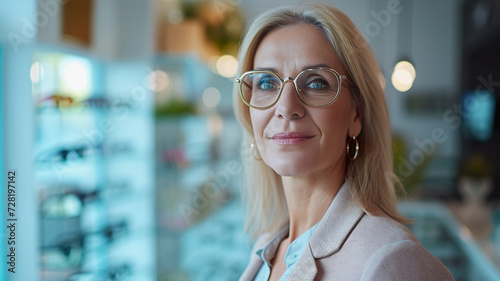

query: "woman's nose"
xmin=274 ymin=79 xmax=306 ymax=120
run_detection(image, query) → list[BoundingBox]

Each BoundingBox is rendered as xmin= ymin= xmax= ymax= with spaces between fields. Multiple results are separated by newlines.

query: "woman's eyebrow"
xmin=254 ymin=63 xmax=333 ymax=72
xmin=254 ymin=66 xmax=277 ymax=72
xmin=303 ymin=63 xmax=331 ymax=69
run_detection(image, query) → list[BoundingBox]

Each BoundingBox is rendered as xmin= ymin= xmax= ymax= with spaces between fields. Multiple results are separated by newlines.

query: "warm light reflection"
xmin=391 ymin=60 xmax=416 ymax=92
xmin=216 ymin=55 xmax=238 ymax=78
xmin=395 ymin=61 xmax=416 ymax=79
xmin=202 ymin=87 xmax=221 ymax=108
xmin=30 ymin=61 xmax=45 ymax=83
xmin=395 ymin=69 xmax=413 ymax=85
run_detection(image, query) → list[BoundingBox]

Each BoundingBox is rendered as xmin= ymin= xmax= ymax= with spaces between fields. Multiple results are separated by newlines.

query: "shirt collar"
xmin=255 ymin=225 xmax=289 ymax=266
xmin=283 ymin=223 xmax=318 ymax=267
xmin=255 ymin=221 xmax=319 ymax=279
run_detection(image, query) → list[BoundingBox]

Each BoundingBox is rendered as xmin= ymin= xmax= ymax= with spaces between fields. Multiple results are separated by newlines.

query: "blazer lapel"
xmin=287 ymin=182 xmax=365 ymax=280
xmin=286 ymin=243 xmax=318 ymax=281
xmin=308 ymin=182 xmax=365 ymax=258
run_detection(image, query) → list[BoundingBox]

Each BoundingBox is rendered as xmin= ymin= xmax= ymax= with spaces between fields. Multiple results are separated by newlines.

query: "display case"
xmin=32 ymin=47 xmax=156 ymax=281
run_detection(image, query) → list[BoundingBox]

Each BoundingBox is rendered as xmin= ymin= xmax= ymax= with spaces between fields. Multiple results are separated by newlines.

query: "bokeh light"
xmin=147 ymin=70 xmax=169 ymax=92
xmin=215 ymin=55 xmax=238 ymax=78
xmin=60 ymin=57 xmax=92 ymax=95
xmin=391 ymin=60 xmax=416 ymax=92
xmin=202 ymin=87 xmax=221 ymax=108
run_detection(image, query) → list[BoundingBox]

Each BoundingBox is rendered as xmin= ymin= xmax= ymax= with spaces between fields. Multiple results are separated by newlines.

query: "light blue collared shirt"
xmin=253 ymin=223 xmax=318 ymax=281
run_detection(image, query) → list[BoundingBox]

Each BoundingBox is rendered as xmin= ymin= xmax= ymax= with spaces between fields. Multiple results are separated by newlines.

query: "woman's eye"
xmin=260 ymin=81 xmax=274 ymax=90
xmin=258 ymin=77 xmax=278 ymax=91
xmin=307 ymin=79 xmax=329 ymax=90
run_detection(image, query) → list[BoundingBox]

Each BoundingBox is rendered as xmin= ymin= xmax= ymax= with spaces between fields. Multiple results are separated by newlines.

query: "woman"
xmin=233 ymin=3 xmax=454 ymax=281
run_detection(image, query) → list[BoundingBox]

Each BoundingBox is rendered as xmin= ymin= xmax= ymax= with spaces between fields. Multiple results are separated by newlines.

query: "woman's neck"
xmin=281 ymin=169 xmax=345 ymax=242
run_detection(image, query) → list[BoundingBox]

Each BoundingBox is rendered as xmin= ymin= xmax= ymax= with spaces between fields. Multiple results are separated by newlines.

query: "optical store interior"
xmin=1 ymin=0 xmax=500 ymax=280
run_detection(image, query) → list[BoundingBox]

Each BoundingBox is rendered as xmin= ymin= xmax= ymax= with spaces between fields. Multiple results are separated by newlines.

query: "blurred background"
xmin=1 ymin=0 xmax=499 ymax=280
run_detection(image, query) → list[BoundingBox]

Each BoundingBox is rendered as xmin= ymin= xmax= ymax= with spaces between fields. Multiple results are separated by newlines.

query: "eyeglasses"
xmin=235 ymin=67 xmax=353 ymax=109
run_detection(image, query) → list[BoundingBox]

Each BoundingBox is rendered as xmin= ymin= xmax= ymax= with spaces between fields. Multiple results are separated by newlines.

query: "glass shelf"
xmin=33 ymin=49 xmax=155 ymax=281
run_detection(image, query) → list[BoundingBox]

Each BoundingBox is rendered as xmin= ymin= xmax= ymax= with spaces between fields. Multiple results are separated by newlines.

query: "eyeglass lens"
xmin=240 ymin=69 xmax=340 ymax=108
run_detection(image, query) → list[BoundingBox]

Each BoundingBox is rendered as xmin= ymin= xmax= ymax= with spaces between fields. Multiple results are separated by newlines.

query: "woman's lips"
xmin=270 ymin=132 xmax=314 ymax=145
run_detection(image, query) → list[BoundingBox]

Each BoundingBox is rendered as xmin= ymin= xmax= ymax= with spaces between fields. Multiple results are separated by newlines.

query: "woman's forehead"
xmin=253 ymin=24 xmax=345 ymax=75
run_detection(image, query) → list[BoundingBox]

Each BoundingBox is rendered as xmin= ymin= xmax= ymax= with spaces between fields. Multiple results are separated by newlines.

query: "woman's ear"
xmin=348 ymin=100 xmax=362 ymax=137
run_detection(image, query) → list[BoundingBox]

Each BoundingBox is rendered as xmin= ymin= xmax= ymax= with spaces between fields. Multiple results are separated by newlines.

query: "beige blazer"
xmin=239 ymin=183 xmax=455 ymax=281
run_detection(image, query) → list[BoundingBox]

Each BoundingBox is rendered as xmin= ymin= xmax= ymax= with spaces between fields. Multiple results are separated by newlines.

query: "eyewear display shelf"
xmin=33 ymin=50 xmax=155 ymax=281
xmin=152 ymin=55 xmax=250 ymax=281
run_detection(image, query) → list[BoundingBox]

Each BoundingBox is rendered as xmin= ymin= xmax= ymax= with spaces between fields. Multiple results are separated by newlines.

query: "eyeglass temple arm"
xmin=340 ymin=75 xmax=354 ymax=85
xmin=237 ymin=79 xmax=251 ymax=89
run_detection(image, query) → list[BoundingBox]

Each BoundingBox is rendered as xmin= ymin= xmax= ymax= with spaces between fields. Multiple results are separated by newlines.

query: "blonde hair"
xmin=233 ymin=2 xmax=408 ymax=240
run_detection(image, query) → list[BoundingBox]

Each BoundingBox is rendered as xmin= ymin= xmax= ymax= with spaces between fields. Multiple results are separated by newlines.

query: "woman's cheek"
xmin=250 ymin=110 xmax=268 ymax=142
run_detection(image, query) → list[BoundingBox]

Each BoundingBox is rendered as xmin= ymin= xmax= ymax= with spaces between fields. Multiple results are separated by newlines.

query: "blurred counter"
xmin=399 ymin=201 xmax=500 ymax=281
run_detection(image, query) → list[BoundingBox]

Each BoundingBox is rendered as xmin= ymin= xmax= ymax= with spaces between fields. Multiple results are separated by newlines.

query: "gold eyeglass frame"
xmin=234 ymin=67 xmax=353 ymax=109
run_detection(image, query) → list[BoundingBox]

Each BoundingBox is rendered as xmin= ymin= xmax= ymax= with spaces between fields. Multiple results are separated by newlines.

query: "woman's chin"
xmin=264 ymin=159 xmax=311 ymax=178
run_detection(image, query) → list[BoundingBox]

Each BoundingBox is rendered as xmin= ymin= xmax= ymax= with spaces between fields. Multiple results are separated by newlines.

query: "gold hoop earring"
xmin=250 ymin=141 xmax=262 ymax=161
xmin=347 ymin=136 xmax=359 ymax=160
